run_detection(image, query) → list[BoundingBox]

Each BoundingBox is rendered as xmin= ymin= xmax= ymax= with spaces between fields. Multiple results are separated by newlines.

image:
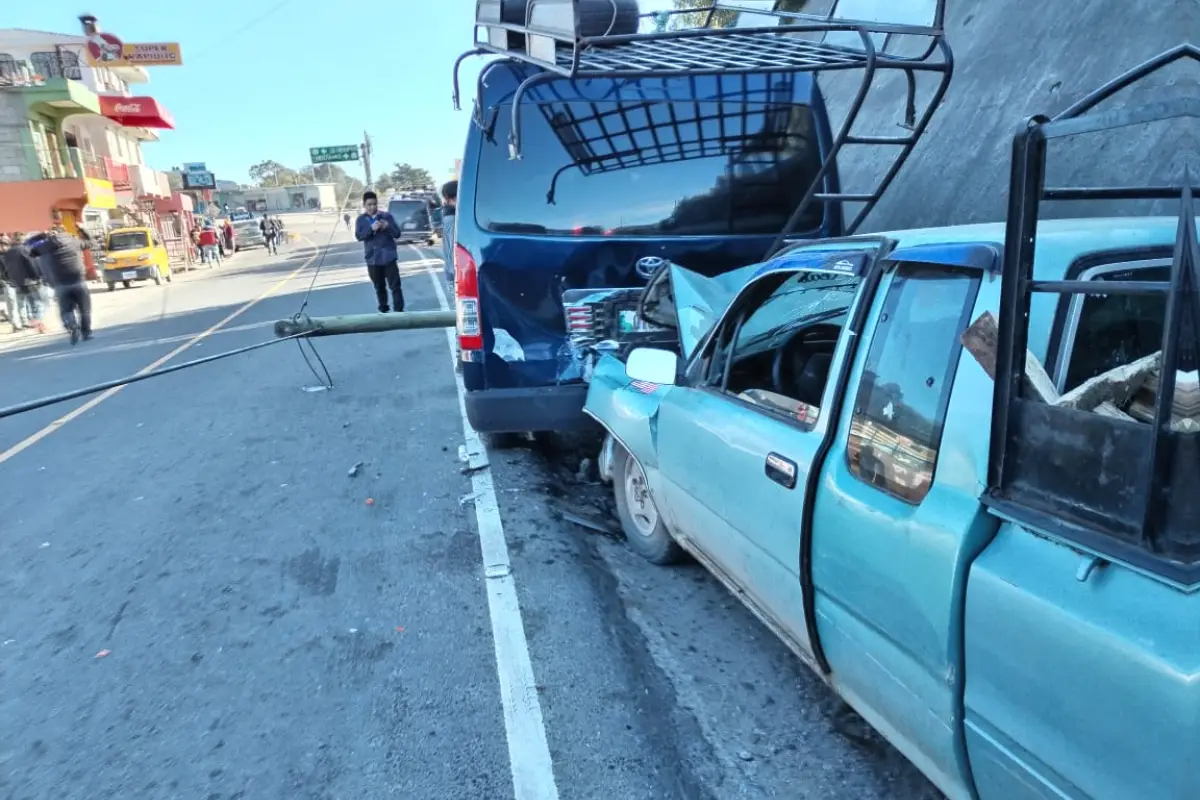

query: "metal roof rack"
xmin=452 ymin=1 xmax=953 ymax=243
xmin=985 ymin=43 xmax=1200 ymax=585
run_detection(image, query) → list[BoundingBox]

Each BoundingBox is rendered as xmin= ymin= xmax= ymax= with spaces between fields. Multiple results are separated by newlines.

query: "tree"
xmin=669 ymin=0 xmax=809 ymax=29
xmin=386 ymin=162 xmax=434 ymax=191
xmin=248 ymin=160 xmax=301 ymax=187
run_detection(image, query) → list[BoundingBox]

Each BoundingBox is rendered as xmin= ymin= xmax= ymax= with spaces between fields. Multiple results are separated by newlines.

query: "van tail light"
xmin=454 ymin=244 xmax=483 ymax=351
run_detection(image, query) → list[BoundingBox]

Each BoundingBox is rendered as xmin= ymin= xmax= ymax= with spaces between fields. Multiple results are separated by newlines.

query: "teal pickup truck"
xmin=577 ymin=46 xmax=1200 ymax=800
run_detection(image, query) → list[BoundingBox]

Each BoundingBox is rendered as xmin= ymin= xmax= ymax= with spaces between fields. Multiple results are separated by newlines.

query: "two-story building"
xmin=0 ymin=29 xmax=175 ymax=233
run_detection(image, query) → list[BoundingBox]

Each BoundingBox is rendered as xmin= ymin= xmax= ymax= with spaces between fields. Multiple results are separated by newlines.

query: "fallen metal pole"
xmin=274 ymin=311 xmax=456 ymax=338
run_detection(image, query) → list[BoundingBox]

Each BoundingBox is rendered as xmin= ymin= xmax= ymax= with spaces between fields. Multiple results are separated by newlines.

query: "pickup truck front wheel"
xmin=613 ymin=444 xmax=682 ymax=565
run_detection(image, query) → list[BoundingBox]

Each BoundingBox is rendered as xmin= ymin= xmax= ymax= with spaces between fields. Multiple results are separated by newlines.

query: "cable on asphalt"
xmin=0 ymin=333 xmax=307 ymax=421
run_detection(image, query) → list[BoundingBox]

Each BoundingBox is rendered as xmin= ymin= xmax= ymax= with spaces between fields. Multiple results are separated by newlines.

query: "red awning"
xmin=99 ymin=96 xmax=175 ymax=129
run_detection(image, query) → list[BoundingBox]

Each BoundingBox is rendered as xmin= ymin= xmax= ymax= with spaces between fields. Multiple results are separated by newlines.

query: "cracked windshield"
xmin=0 ymin=1 xmax=1193 ymax=799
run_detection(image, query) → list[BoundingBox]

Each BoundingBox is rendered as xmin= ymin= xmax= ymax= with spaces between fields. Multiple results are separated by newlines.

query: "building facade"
xmin=0 ymin=28 xmax=174 ymax=232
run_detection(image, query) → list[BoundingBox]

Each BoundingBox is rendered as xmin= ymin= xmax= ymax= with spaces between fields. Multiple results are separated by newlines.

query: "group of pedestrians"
xmin=353 ymin=180 xmax=458 ymax=314
xmin=0 ymin=225 xmax=93 ymax=344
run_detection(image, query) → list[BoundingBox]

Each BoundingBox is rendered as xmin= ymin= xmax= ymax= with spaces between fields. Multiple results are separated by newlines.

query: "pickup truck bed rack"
xmin=987 ymin=43 xmax=1200 ymax=585
xmin=453 ymin=1 xmax=953 ymax=245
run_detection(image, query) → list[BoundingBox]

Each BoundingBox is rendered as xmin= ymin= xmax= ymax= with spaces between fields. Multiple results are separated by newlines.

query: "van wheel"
xmin=106 ymin=282 xmax=115 ymax=292
xmin=153 ymin=273 xmax=162 ymax=286
xmin=481 ymin=432 xmax=523 ymax=450
xmin=122 ymin=280 xmax=132 ymax=289
xmin=612 ymin=444 xmax=683 ymax=565
xmin=166 ymin=272 xmax=172 ymax=283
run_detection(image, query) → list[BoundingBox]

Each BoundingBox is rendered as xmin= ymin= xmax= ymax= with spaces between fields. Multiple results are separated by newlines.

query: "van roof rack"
xmin=452 ymin=0 xmax=953 ymax=241
xmin=985 ymin=43 xmax=1200 ymax=586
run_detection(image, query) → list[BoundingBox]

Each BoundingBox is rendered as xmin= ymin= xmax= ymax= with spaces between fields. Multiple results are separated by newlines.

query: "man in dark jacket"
xmin=1 ymin=233 xmax=46 ymax=333
xmin=354 ymin=190 xmax=404 ymax=312
xmin=31 ymin=225 xmax=93 ymax=344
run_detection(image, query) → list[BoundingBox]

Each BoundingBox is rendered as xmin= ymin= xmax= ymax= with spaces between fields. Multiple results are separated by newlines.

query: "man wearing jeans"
xmin=354 ymin=191 xmax=404 ymax=312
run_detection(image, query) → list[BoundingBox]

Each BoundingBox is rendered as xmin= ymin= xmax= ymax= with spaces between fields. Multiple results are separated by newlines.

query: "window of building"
xmin=31 ymin=50 xmax=81 ymax=80
xmin=846 ymin=262 xmax=980 ymax=504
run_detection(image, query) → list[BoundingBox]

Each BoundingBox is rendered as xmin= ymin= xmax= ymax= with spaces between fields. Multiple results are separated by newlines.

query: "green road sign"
xmin=310 ymin=145 xmax=360 ymax=164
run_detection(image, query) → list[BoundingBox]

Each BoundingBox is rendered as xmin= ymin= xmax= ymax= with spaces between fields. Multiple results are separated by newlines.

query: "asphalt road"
xmin=0 ymin=212 xmax=939 ymax=800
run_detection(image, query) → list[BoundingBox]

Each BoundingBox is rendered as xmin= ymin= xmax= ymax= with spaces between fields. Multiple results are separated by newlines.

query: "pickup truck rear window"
xmin=847 ymin=263 xmax=981 ymax=504
xmin=475 ymin=94 xmax=825 ymax=237
xmin=1061 ymin=264 xmax=1169 ymax=391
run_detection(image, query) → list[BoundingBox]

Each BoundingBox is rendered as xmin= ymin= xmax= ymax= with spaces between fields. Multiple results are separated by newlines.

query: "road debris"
xmin=301 ymin=385 xmax=330 ymax=393
xmin=94 ymin=649 xmax=112 ymax=659
xmin=348 ymin=461 xmax=364 ymax=478
xmin=550 ymin=500 xmax=622 ymax=537
xmin=365 ymin=497 xmax=375 ymax=506
xmin=459 ymin=490 xmax=484 ymax=507
xmin=458 ymin=443 xmax=490 ymax=475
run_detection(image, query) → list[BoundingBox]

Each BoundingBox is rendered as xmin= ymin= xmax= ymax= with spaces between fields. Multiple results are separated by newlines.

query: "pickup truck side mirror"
xmin=626 ymin=348 xmax=678 ymax=387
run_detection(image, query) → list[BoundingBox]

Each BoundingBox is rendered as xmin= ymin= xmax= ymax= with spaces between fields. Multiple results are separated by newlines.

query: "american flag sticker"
xmin=630 ymin=380 xmax=659 ymax=394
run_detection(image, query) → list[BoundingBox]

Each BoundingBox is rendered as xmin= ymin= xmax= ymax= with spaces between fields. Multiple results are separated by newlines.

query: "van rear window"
xmin=474 ymin=88 xmax=825 ymax=237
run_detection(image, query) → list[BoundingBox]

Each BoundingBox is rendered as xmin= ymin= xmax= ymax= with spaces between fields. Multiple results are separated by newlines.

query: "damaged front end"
xmin=562 ymin=258 xmax=764 ymax=380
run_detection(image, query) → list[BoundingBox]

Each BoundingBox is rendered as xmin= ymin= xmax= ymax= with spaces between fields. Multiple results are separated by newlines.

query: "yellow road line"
xmin=0 ymin=235 xmax=322 ymax=466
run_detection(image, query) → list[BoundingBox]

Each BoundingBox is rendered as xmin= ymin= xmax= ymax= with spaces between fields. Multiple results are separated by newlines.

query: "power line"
xmin=187 ymin=0 xmax=295 ymax=62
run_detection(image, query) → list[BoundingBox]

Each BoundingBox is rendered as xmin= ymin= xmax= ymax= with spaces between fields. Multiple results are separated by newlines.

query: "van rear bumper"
xmin=465 ymin=384 xmax=597 ymax=434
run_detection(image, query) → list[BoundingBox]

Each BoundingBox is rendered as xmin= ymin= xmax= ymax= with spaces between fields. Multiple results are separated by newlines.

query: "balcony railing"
xmin=0 ymin=143 xmax=109 ymax=183
xmin=103 ymin=156 xmax=132 ymax=190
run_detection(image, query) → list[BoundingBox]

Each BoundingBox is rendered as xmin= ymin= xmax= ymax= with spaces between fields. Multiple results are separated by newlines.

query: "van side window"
xmin=1061 ymin=264 xmax=1169 ymax=391
xmin=846 ymin=263 xmax=980 ymax=504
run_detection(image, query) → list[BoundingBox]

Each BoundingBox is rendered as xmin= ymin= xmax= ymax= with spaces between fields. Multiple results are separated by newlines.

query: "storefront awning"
xmin=99 ymin=96 xmax=174 ymax=129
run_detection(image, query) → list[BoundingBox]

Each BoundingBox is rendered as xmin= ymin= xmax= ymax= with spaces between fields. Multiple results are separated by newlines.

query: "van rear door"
xmin=461 ymin=63 xmax=841 ymax=390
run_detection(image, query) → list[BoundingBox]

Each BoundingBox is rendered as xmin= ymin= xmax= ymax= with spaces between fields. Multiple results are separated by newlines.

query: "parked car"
xmin=101 ymin=226 xmax=171 ymax=290
xmin=232 ymin=219 xmax=266 ymax=250
xmin=579 ymin=47 xmax=1197 ymax=800
xmin=450 ymin=6 xmax=951 ymax=445
xmin=386 ymin=195 xmax=438 ymax=246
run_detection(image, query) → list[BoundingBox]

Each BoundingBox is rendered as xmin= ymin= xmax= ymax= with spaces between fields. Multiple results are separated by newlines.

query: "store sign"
xmin=310 ymin=145 xmax=359 ymax=164
xmin=86 ymin=31 xmax=183 ymax=67
xmin=182 ymin=171 xmax=216 ymax=190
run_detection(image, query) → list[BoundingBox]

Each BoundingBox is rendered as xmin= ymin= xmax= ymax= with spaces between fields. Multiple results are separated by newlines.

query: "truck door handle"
xmin=765 ymin=453 xmax=797 ymax=489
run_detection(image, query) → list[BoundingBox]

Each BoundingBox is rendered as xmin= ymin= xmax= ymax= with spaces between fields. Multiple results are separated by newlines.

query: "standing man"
xmin=1 ymin=233 xmax=46 ymax=333
xmin=0 ymin=234 xmax=22 ymax=332
xmin=260 ymin=215 xmax=278 ymax=255
xmin=222 ymin=218 xmax=235 ymax=254
xmin=354 ymin=190 xmax=404 ymax=313
xmin=30 ymin=223 xmax=93 ymax=344
xmin=440 ymin=180 xmax=458 ymax=286
xmin=343 ymin=212 xmax=351 ymax=231
xmin=198 ymin=224 xmax=222 ymax=266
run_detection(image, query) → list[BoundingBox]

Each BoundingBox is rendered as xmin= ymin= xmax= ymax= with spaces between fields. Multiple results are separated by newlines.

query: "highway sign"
xmin=310 ymin=145 xmax=359 ymax=164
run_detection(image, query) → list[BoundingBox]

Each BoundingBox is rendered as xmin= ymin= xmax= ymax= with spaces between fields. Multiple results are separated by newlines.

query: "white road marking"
xmin=417 ymin=245 xmax=560 ymax=800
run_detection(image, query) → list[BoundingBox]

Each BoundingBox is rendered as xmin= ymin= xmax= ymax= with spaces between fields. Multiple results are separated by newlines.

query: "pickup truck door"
xmin=810 ymin=250 xmax=991 ymax=800
xmin=654 ymin=250 xmax=876 ymax=661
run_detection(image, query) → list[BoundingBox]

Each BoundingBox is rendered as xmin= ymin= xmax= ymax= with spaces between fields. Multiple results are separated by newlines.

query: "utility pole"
xmin=361 ymin=131 xmax=373 ymax=190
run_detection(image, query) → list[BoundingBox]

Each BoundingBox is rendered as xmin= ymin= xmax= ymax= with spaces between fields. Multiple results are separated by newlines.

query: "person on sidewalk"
xmin=1 ymin=232 xmax=46 ymax=333
xmin=343 ymin=212 xmax=351 ymax=231
xmin=354 ymin=190 xmax=404 ymax=313
xmin=222 ymin=218 xmax=235 ymax=254
xmin=198 ymin=225 xmax=222 ymax=266
xmin=30 ymin=224 xmax=93 ymax=344
xmin=260 ymin=215 xmax=278 ymax=255
xmin=440 ymin=180 xmax=458 ymax=286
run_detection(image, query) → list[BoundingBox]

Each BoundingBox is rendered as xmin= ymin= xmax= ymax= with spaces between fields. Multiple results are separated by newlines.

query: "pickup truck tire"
xmin=613 ymin=444 xmax=683 ymax=565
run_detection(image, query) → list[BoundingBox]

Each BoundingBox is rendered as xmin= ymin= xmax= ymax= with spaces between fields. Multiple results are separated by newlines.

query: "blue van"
xmin=452 ymin=3 xmax=952 ymax=444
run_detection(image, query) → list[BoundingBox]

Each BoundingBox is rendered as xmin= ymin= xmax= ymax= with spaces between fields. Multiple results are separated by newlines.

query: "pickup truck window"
xmin=705 ymin=269 xmax=860 ymax=420
xmin=1059 ymin=263 xmax=1169 ymax=391
xmin=847 ymin=263 xmax=980 ymax=504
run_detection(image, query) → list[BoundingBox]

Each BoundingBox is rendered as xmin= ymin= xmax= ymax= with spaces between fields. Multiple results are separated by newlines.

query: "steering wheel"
xmin=771 ymin=325 xmax=839 ymax=398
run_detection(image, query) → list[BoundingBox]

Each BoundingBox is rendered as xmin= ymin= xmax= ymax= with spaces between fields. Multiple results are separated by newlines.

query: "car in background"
xmin=232 ymin=218 xmax=267 ymax=250
xmin=386 ymin=195 xmax=438 ymax=246
xmin=102 ymin=226 xmax=171 ymax=290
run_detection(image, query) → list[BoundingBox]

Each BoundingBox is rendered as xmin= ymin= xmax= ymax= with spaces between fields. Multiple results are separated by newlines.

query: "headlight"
xmin=137 ymin=254 xmax=149 ymax=261
xmin=102 ymin=257 xmax=115 ymax=263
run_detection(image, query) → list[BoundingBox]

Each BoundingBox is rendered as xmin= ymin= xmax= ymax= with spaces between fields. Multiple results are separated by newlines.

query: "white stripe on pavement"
xmin=419 ymin=246 xmax=560 ymax=800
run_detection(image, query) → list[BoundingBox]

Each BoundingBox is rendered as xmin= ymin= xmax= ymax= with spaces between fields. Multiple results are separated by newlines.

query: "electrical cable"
xmin=0 ymin=333 xmax=306 ymax=421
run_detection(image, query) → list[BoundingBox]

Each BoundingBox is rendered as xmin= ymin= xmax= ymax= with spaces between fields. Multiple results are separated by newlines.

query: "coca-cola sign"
xmin=112 ymin=102 xmax=143 ymax=114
